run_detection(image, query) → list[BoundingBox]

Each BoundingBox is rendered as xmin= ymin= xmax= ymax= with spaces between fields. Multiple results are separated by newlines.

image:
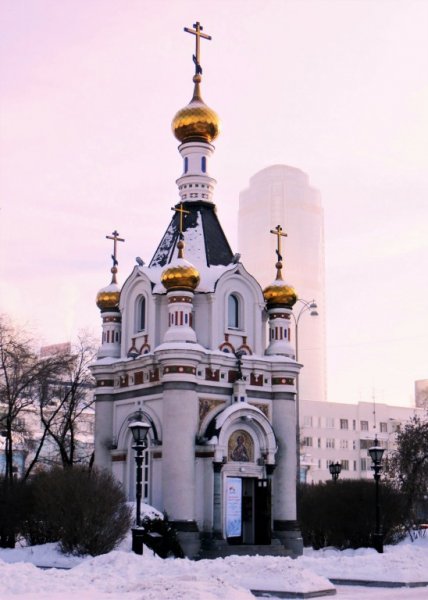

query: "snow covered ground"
xmin=1 ymin=534 xmax=428 ymax=599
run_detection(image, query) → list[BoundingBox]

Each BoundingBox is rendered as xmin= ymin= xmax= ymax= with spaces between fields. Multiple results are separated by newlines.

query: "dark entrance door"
xmin=227 ymin=477 xmax=271 ymax=545
xmin=255 ymin=478 xmax=271 ymax=544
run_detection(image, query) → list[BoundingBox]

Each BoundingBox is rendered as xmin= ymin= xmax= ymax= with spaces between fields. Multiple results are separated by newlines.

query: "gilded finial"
xmin=263 ymin=224 xmax=297 ymax=307
xmin=171 ymin=203 xmax=190 ymax=258
xmin=106 ymin=230 xmax=125 ymax=283
xmin=270 ymin=225 xmax=287 ymax=280
xmin=96 ymin=230 xmax=124 ymax=311
xmin=184 ymin=22 xmax=211 ymax=101
xmin=172 ymin=22 xmax=219 ymax=145
xmin=184 ymin=21 xmax=212 ymax=78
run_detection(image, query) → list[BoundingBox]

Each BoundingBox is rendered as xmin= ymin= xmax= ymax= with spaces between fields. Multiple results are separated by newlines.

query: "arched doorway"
xmin=211 ymin=403 xmax=277 ymax=545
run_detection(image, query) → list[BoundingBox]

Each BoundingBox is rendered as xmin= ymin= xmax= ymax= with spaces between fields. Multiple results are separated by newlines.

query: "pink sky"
xmin=1 ymin=0 xmax=427 ymax=407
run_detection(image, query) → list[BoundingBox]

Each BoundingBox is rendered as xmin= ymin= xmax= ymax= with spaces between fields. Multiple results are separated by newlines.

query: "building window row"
xmin=302 ymin=415 xmax=389 ymax=433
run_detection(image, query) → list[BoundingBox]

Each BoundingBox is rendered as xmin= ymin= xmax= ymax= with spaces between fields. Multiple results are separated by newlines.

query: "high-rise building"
xmin=239 ymin=165 xmax=326 ymax=405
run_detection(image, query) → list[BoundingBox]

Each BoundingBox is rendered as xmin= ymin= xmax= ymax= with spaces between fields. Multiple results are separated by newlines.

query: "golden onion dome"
xmin=263 ymin=280 xmax=297 ymax=308
xmin=96 ymin=263 xmax=120 ymax=310
xmin=96 ymin=282 xmax=120 ymax=310
xmin=172 ymin=76 xmax=220 ymax=144
xmin=263 ymin=259 xmax=297 ymax=308
xmin=161 ymin=238 xmax=200 ymax=292
xmin=161 ymin=258 xmax=200 ymax=292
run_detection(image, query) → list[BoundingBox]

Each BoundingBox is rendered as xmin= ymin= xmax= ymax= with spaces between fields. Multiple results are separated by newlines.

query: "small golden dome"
xmin=161 ymin=258 xmax=200 ymax=292
xmin=172 ymin=78 xmax=219 ymax=144
xmin=263 ymin=280 xmax=297 ymax=308
xmin=96 ymin=282 xmax=120 ymax=310
xmin=263 ymin=256 xmax=297 ymax=308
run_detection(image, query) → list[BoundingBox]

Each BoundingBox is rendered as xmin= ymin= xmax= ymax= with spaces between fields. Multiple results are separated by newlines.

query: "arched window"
xmin=136 ymin=296 xmax=146 ymax=332
xmin=184 ymin=157 xmax=188 ymax=173
xmin=201 ymin=156 xmax=206 ymax=173
xmin=228 ymin=293 xmax=240 ymax=328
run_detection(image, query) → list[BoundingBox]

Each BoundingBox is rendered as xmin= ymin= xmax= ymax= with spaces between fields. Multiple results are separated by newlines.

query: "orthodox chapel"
xmin=92 ymin=22 xmax=302 ymax=558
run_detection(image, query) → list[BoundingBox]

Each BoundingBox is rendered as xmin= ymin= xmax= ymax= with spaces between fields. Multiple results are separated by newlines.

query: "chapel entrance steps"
xmin=197 ymin=536 xmax=294 ymax=559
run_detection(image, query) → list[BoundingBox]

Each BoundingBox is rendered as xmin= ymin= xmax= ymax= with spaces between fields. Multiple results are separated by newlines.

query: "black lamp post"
xmin=329 ymin=461 xmax=342 ymax=482
xmin=129 ymin=416 xmax=151 ymax=555
xmin=291 ymin=298 xmax=318 ymax=483
xmin=368 ymin=436 xmax=385 ymax=553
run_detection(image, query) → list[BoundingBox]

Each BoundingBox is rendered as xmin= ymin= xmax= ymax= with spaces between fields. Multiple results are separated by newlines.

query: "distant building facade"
xmin=300 ymin=399 xmax=423 ymax=483
xmin=0 ymin=341 xmax=94 ymax=478
xmin=238 ymin=165 xmax=326 ymax=405
xmin=415 ymin=379 xmax=428 ymax=410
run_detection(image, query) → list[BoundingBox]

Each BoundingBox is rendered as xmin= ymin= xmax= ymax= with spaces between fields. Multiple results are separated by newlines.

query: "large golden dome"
xmin=96 ymin=282 xmax=120 ymax=310
xmin=172 ymin=77 xmax=219 ymax=144
xmin=161 ymin=258 xmax=200 ymax=292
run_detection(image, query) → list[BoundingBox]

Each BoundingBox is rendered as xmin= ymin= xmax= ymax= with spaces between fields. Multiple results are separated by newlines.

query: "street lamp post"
xmin=368 ymin=436 xmax=385 ymax=553
xmin=291 ymin=298 xmax=318 ymax=483
xmin=129 ymin=416 xmax=151 ymax=555
xmin=329 ymin=461 xmax=342 ymax=482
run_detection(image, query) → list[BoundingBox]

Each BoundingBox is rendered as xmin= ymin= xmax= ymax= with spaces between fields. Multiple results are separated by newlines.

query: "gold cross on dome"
xmin=171 ymin=203 xmax=190 ymax=237
xmin=106 ymin=230 xmax=125 ymax=268
xmin=184 ymin=21 xmax=211 ymax=75
xmin=270 ymin=224 xmax=287 ymax=262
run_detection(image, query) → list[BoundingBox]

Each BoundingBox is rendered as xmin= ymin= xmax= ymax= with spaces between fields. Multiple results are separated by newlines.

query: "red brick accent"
xmin=112 ymin=453 xmax=126 ymax=462
xmin=96 ymin=379 xmax=114 ymax=387
xmin=150 ymin=368 xmax=159 ymax=382
xmin=119 ymin=374 xmax=129 ymax=388
xmin=134 ymin=371 xmax=144 ymax=385
xmin=205 ymin=368 xmax=220 ymax=381
xmin=250 ymin=373 xmax=263 ymax=386
xmin=272 ymin=377 xmax=295 ymax=385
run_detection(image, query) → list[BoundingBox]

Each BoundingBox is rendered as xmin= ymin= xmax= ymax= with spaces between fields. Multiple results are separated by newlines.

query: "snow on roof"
xmin=149 ymin=202 xmax=234 ymax=271
xmin=153 ymin=341 xmax=207 ymax=353
xmin=141 ymin=262 xmax=236 ymax=294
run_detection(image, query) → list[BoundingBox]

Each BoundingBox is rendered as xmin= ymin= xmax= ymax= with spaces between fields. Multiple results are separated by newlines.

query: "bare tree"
xmin=385 ymin=413 xmax=428 ymax=531
xmin=0 ymin=316 xmax=70 ymax=482
xmin=37 ymin=333 xmax=96 ymax=470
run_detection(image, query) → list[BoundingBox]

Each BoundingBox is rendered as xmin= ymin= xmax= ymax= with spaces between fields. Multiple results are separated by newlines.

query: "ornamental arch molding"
xmin=212 ymin=403 xmax=277 ymax=465
xmin=115 ymin=406 xmax=162 ymax=451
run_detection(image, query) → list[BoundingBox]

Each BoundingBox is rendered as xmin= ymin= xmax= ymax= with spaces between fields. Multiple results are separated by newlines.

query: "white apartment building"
xmin=300 ymin=400 xmax=423 ymax=483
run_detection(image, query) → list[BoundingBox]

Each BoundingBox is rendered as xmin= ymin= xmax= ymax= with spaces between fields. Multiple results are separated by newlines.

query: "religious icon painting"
xmin=228 ymin=429 xmax=254 ymax=462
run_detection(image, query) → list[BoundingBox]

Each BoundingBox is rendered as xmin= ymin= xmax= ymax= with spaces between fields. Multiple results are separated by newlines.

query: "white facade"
xmin=238 ymin=165 xmax=326 ymax=405
xmin=300 ymin=399 xmax=423 ymax=483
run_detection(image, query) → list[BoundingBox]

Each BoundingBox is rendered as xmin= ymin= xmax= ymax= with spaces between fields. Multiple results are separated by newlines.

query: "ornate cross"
xmin=184 ymin=21 xmax=211 ymax=74
xmin=106 ymin=230 xmax=125 ymax=268
xmin=270 ymin=224 xmax=287 ymax=262
xmin=171 ymin=203 xmax=190 ymax=238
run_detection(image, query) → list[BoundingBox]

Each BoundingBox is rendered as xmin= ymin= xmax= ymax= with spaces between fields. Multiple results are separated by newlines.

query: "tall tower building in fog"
xmin=239 ymin=165 xmax=326 ymax=404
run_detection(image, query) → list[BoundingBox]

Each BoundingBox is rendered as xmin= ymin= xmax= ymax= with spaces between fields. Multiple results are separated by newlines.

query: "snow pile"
xmin=1 ymin=535 xmax=428 ymax=599
xmin=301 ymin=536 xmax=428 ymax=583
xmin=0 ymin=551 xmax=254 ymax=600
